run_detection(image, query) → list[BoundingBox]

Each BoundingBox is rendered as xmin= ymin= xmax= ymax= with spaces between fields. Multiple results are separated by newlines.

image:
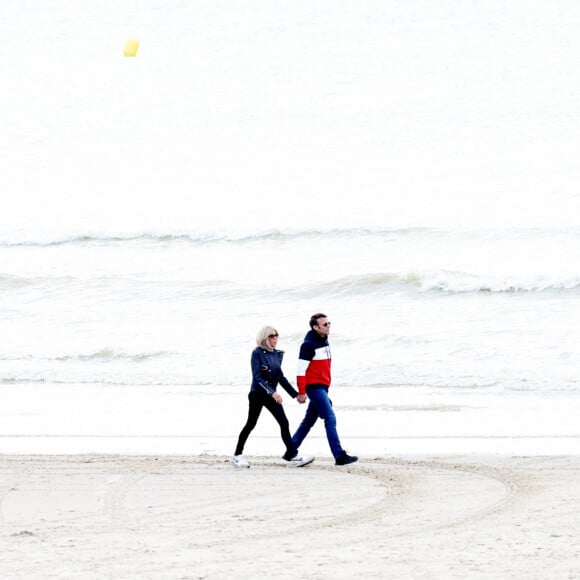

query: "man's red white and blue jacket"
xmin=296 ymin=330 xmax=332 ymax=395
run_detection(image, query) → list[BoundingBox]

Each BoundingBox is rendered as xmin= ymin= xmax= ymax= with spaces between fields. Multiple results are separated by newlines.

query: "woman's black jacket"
xmin=250 ymin=347 xmax=298 ymax=398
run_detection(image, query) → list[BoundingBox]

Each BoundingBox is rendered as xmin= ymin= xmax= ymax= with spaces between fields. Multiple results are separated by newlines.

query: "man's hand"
xmin=297 ymin=394 xmax=307 ymax=404
xmin=272 ymin=392 xmax=283 ymax=404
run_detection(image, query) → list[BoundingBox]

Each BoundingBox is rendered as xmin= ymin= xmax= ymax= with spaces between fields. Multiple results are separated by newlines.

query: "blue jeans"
xmin=292 ymin=386 xmax=343 ymax=458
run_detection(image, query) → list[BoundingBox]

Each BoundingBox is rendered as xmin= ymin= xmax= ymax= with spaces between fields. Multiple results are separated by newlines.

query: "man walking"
xmin=289 ymin=313 xmax=358 ymax=466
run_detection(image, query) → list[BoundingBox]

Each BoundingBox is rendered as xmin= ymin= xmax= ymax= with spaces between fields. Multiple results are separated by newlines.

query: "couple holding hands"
xmin=232 ymin=313 xmax=358 ymax=469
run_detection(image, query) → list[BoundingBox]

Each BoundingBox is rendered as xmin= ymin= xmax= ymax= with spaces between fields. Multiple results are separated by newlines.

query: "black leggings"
xmin=234 ymin=390 xmax=296 ymax=456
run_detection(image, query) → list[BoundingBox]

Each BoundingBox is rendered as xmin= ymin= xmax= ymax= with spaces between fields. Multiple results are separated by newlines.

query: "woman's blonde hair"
xmin=256 ymin=326 xmax=278 ymax=351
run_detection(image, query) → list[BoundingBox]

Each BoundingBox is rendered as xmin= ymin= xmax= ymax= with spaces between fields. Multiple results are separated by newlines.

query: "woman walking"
xmin=232 ymin=326 xmax=314 ymax=469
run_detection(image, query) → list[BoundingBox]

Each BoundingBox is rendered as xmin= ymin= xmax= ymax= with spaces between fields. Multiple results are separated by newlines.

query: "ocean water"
xmin=1 ymin=1 xmax=580 ymax=453
xmin=1 ymin=227 xmax=579 ymax=392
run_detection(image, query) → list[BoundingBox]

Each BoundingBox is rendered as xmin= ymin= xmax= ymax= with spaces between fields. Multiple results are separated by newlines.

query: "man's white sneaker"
xmin=289 ymin=454 xmax=314 ymax=468
xmin=231 ymin=455 xmax=250 ymax=468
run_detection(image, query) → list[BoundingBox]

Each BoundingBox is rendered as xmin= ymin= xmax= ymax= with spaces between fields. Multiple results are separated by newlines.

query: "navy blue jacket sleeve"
xmin=279 ymin=373 xmax=298 ymax=398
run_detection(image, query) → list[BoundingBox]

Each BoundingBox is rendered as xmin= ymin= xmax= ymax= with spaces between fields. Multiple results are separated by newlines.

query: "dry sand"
xmin=1 ymin=454 xmax=579 ymax=579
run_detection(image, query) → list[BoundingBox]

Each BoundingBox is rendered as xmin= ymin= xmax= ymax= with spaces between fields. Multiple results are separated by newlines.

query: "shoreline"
xmin=2 ymin=382 xmax=580 ymax=457
xmin=2 ymin=435 xmax=580 ymax=457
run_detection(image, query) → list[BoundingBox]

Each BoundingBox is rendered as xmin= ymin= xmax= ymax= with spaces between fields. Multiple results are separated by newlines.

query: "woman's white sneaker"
xmin=231 ymin=455 xmax=250 ymax=468
xmin=289 ymin=454 xmax=314 ymax=468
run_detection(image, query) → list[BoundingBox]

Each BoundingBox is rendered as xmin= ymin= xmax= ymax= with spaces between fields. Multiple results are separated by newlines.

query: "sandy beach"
xmin=1 ymin=454 xmax=579 ymax=579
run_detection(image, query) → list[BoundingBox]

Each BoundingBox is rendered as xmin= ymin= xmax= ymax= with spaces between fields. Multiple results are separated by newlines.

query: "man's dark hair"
xmin=309 ymin=313 xmax=327 ymax=329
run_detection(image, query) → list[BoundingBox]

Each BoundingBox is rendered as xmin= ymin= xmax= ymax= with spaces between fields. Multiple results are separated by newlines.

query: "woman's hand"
xmin=297 ymin=394 xmax=307 ymax=404
xmin=272 ymin=392 xmax=283 ymax=404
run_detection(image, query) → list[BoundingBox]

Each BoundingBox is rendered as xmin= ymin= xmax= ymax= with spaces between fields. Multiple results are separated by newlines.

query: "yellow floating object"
xmin=123 ymin=39 xmax=140 ymax=57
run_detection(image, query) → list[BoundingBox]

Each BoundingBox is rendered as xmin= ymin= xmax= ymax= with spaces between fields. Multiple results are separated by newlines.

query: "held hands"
xmin=272 ymin=392 xmax=307 ymax=404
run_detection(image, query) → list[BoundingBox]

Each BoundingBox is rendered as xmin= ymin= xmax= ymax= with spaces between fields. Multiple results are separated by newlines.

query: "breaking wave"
xmin=314 ymin=271 xmax=580 ymax=295
xmin=0 ymin=349 xmax=172 ymax=363
xmin=6 ymin=225 xmax=578 ymax=249
xmin=0 ymin=227 xmax=435 ymax=248
xmin=3 ymin=270 xmax=580 ymax=296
